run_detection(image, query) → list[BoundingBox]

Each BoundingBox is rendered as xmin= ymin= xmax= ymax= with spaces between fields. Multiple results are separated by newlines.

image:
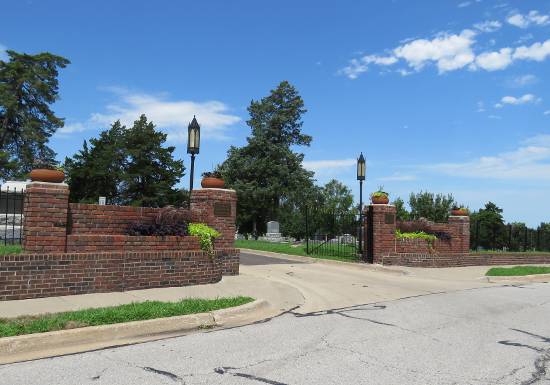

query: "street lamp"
xmin=187 ymin=116 xmax=201 ymax=200
xmin=357 ymin=153 xmax=366 ymax=254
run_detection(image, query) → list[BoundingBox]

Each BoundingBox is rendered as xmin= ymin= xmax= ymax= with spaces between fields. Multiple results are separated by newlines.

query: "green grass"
xmin=0 ymin=244 xmax=21 ymax=255
xmin=235 ymin=239 xmax=361 ymax=262
xmin=0 ymin=296 xmax=253 ymax=338
xmin=486 ymin=266 xmax=550 ymax=276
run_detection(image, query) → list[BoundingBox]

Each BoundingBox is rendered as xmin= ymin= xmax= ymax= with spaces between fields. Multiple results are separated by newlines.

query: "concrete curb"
xmin=485 ymin=273 xmax=550 ymax=284
xmin=0 ymin=299 xmax=268 ymax=365
xmin=239 ymin=248 xmax=407 ymax=276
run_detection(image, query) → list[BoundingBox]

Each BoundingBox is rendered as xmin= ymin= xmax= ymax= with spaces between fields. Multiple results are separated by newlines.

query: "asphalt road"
xmin=2 ymin=281 xmax=549 ymax=385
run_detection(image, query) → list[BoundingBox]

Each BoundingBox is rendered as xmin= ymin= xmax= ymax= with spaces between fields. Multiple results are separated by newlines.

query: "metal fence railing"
xmin=1 ymin=185 xmax=25 ymax=245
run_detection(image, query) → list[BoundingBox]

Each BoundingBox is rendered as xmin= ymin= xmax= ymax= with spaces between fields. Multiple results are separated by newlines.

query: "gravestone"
xmin=263 ymin=220 xmax=283 ymax=242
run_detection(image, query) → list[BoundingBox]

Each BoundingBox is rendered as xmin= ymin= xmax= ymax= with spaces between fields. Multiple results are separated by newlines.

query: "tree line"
xmin=2 ymin=49 xmax=547 ymax=250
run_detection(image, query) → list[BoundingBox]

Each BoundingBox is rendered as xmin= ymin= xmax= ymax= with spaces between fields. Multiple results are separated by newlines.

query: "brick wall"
xmin=23 ymin=183 xmax=70 ymax=253
xmin=381 ymin=253 xmax=550 ymax=268
xmin=191 ymin=189 xmax=237 ymax=250
xmin=68 ymin=204 xmax=168 ymax=234
xmin=364 ymin=204 xmax=471 ymax=266
xmin=66 ymin=235 xmax=200 ymax=252
xmin=0 ymin=250 xmax=239 ymax=301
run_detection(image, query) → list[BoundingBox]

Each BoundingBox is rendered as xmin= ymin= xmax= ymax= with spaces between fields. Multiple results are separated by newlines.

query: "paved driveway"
xmin=1 ymin=251 xmax=549 ymax=384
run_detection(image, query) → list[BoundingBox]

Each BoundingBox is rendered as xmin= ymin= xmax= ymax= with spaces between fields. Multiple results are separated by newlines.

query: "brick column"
xmin=190 ymin=188 xmax=237 ymax=250
xmin=23 ymin=182 xmax=70 ymax=253
xmin=448 ymin=215 xmax=470 ymax=255
xmin=364 ymin=204 xmax=396 ymax=264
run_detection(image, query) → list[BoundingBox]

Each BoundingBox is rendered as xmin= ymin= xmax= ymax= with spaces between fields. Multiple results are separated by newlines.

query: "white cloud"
xmin=474 ymin=20 xmax=502 ymax=33
xmin=458 ymin=1 xmax=471 ymax=8
xmin=507 ymin=10 xmax=550 ymax=28
xmin=339 ymin=55 xmax=398 ymax=79
xmin=58 ymin=88 xmax=240 ymax=141
xmin=513 ymin=39 xmax=550 ymax=62
xmin=429 ymin=134 xmax=550 ymax=180
xmin=495 ymin=93 xmax=539 ymax=108
xmin=302 ymin=159 xmax=356 ymax=173
xmin=340 ymin=29 xmax=550 ymax=78
xmin=393 ymin=29 xmax=476 ymax=73
xmin=544 ymin=110 xmax=550 ymax=115
xmin=474 ymin=48 xmax=513 ymax=71
xmin=510 ymin=74 xmax=538 ymax=87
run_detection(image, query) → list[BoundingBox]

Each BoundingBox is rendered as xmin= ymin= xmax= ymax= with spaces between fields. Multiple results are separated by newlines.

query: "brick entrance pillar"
xmin=190 ymin=188 xmax=237 ymax=250
xmin=23 ymin=182 xmax=70 ymax=253
xmin=448 ymin=215 xmax=470 ymax=255
xmin=364 ymin=204 xmax=397 ymax=264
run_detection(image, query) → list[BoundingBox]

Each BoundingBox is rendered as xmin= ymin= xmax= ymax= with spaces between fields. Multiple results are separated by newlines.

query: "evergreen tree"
xmin=65 ymin=115 xmax=185 ymax=207
xmin=221 ymin=81 xmax=314 ymax=235
xmin=0 ymin=51 xmax=69 ymax=179
xmin=392 ymin=197 xmax=410 ymax=221
xmin=64 ymin=121 xmax=126 ymax=204
xmin=121 ymin=115 xmax=184 ymax=207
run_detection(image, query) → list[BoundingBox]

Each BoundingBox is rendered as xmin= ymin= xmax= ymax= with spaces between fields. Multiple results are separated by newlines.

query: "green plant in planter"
xmin=188 ymin=223 xmax=221 ymax=256
xmin=395 ymin=229 xmax=437 ymax=247
xmin=371 ymin=185 xmax=389 ymax=199
xmin=201 ymin=170 xmax=222 ymax=178
xmin=451 ymin=205 xmax=469 ymax=214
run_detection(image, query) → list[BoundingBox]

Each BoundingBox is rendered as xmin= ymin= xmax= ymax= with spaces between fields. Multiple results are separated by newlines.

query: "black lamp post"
xmin=357 ymin=152 xmax=366 ymax=254
xmin=187 ymin=116 xmax=201 ymax=202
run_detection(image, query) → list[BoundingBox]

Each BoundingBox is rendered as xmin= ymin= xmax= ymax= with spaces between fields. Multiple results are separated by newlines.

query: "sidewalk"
xmin=0 ymin=273 xmax=303 ymax=319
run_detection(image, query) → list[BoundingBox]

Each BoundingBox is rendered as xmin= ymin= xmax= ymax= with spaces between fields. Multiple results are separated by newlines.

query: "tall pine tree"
xmin=221 ymin=81 xmax=314 ymax=235
xmin=0 ymin=51 xmax=69 ymax=179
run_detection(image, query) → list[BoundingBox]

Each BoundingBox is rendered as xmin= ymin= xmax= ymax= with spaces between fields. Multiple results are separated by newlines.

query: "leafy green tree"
xmin=392 ymin=197 xmax=410 ymax=221
xmin=65 ymin=115 xmax=185 ymax=207
xmin=0 ymin=51 xmax=69 ymax=179
xmin=409 ymin=191 xmax=455 ymax=222
xmin=321 ymin=179 xmax=354 ymax=213
xmin=221 ymin=81 xmax=314 ymax=235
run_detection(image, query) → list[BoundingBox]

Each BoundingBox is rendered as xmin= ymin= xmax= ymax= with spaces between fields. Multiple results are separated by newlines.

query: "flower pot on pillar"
xmin=29 ymin=169 xmax=65 ymax=183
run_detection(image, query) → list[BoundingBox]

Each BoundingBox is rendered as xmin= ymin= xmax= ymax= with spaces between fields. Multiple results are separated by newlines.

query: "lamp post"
xmin=357 ymin=152 xmax=366 ymax=254
xmin=187 ymin=116 xmax=201 ymax=203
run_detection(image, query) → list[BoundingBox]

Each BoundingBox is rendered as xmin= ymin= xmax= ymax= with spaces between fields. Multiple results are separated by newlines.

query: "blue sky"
xmin=2 ymin=0 xmax=550 ymax=226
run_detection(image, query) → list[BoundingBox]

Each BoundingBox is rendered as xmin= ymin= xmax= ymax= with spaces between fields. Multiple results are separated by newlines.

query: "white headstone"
xmin=267 ymin=221 xmax=280 ymax=234
xmin=98 ymin=196 xmax=106 ymax=205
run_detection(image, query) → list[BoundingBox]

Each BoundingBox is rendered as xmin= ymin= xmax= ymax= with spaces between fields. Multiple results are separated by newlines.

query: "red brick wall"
xmin=0 ymin=250 xmax=239 ymax=301
xmin=23 ymin=183 xmax=70 ymax=253
xmin=191 ymin=189 xmax=237 ymax=250
xmin=68 ymin=204 xmax=167 ymax=234
xmin=364 ymin=204 xmax=471 ymax=266
xmin=66 ymin=235 xmax=201 ymax=252
xmin=381 ymin=253 xmax=550 ymax=268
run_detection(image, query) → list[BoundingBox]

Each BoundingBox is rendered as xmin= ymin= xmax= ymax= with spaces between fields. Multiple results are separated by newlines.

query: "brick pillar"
xmin=190 ymin=188 xmax=237 ymax=250
xmin=364 ymin=204 xmax=396 ymax=264
xmin=23 ymin=182 xmax=70 ymax=253
xmin=448 ymin=215 xmax=470 ymax=255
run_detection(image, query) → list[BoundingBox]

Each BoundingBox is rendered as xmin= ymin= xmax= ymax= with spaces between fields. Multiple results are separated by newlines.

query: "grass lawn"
xmin=235 ymin=239 xmax=361 ymax=262
xmin=0 ymin=244 xmax=21 ymax=255
xmin=486 ymin=266 xmax=550 ymax=276
xmin=0 ymin=296 xmax=253 ymax=338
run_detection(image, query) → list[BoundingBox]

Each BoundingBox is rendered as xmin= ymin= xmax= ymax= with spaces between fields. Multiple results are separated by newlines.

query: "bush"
xmin=188 ymin=223 xmax=220 ymax=255
xmin=126 ymin=223 xmax=188 ymax=236
xmin=397 ymin=221 xmax=451 ymax=241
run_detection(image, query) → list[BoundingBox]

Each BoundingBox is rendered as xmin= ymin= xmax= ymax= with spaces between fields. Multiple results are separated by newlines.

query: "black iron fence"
xmin=471 ymin=219 xmax=550 ymax=252
xmin=304 ymin=206 xmax=361 ymax=260
xmin=1 ymin=185 xmax=25 ymax=245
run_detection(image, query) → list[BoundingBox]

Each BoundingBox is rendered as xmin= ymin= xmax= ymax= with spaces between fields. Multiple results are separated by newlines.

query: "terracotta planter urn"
xmin=201 ymin=177 xmax=225 ymax=189
xmin=451 ymin=209 xmax=469 ymax=216
xmin=29 ymin=169 xmax=65 ymax=183
xmin=371 ymin=195 xmax=389 ymax=204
